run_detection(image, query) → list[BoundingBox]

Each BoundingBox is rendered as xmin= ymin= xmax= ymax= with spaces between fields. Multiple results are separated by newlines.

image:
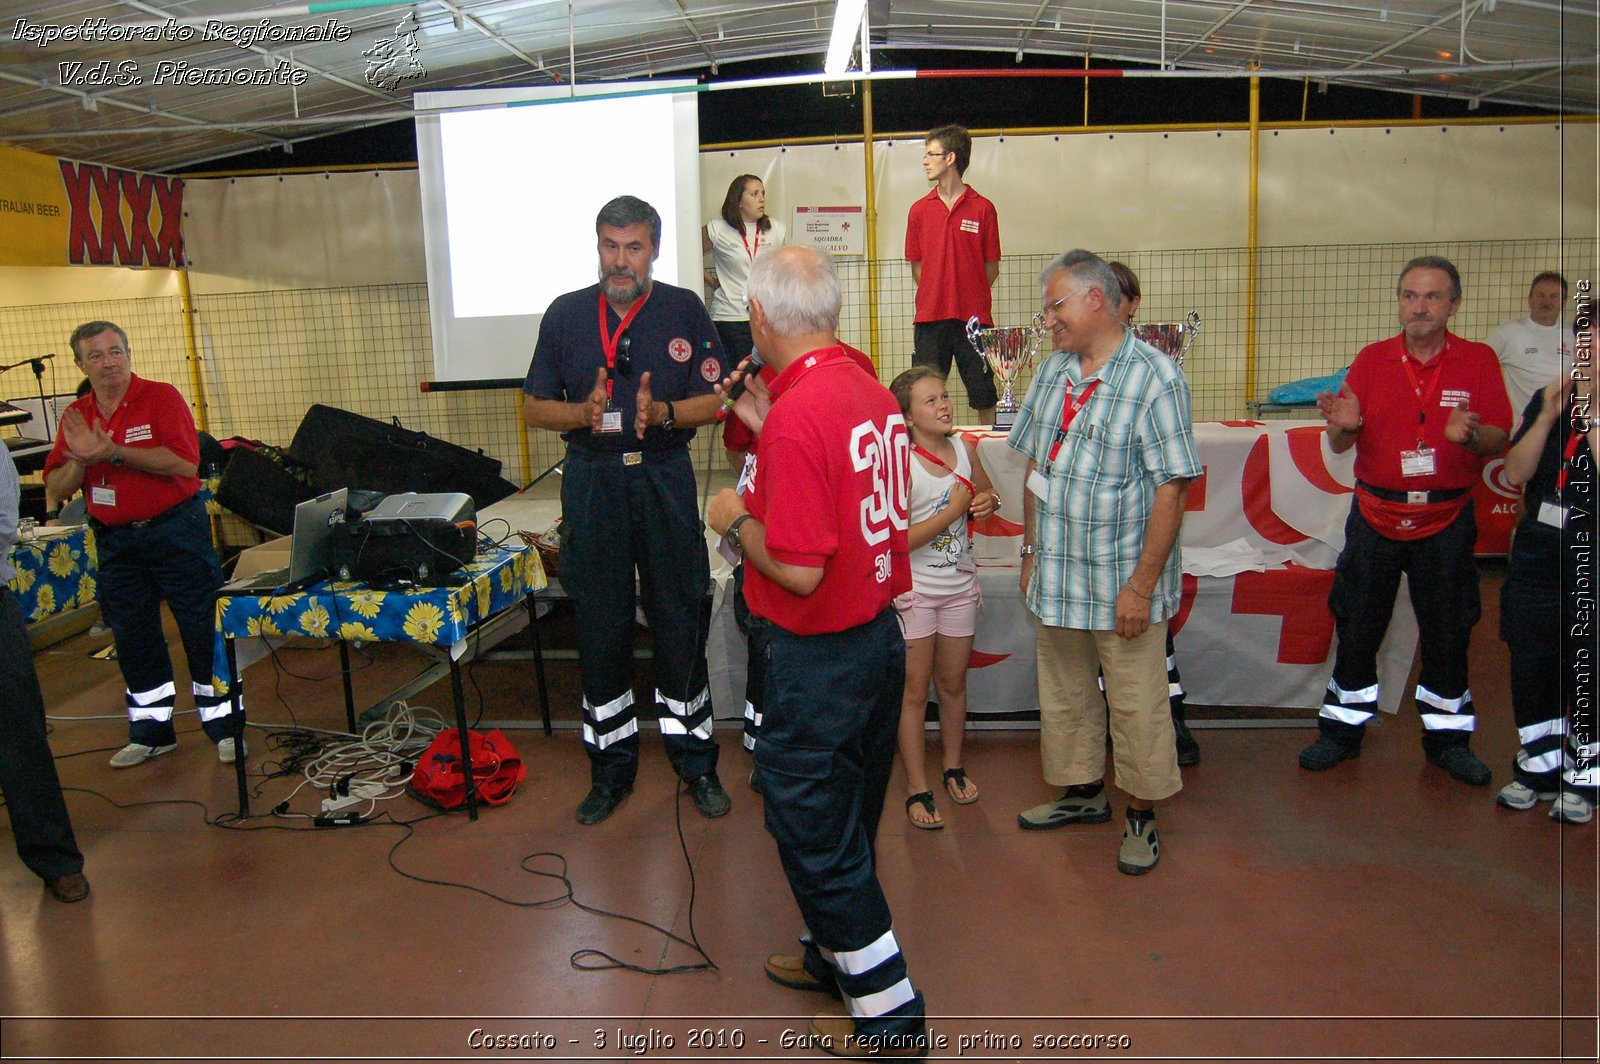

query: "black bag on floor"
xmin=287 ymin=404 xmax=517 ymax=511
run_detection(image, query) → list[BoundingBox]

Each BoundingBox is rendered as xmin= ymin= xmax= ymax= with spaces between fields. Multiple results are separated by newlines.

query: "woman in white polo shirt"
xmin=702 ymin=174 xmax=785 ymax=363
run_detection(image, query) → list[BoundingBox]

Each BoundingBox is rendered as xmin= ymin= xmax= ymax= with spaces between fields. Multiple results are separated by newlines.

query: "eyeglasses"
xmin=613 ymin=335 xmax=633 ymax=378
xmin=1041 ymin=289 xmax=1089 ymax=318
xmin=923 ymin=150 xmax=952 ymax=159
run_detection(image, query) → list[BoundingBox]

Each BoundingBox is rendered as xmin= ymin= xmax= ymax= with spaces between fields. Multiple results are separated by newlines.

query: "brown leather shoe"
xmin=764 ymin=953 xmax=839 ymax=998
xmin=808 ymin=1013 xmax=926 ymax=1059
xmin=45 ymin=872 xmax=90 ymax=903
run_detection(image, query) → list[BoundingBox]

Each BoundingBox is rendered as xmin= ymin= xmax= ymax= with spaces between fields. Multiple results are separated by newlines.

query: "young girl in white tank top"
xmin=889 ymin=367 xmax=999 ymax=829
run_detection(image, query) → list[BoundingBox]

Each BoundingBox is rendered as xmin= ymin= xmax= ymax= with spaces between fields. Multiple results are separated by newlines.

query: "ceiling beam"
xmin=433 ymin=0 xmax=560 ymax=79
xmin=665 ymin=0 xmax=722 ymax=70
xmin=0 ymin=69 xmax=284 ymax=154
xmin=1341 ymin=1 xmax=1481 ymax=72
xmin=1014 ymin=0 xmax=1055 ymax=59
xmin=116 ymin=0 xmax=397 ymax=105
xmin=1168 ymin=1 xmax=1254 ymax=67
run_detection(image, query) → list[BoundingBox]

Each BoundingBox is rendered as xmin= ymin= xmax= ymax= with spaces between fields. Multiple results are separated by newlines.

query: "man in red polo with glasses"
xmin=1301 ymin=256 xmax=1512 ymax=784
xmin=44 ymin=321 xmax=236 ymax=769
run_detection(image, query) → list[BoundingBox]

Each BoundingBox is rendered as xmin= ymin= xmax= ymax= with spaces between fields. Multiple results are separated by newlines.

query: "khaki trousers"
xmin=1034 ymin=618 xmax=1182 ymax=803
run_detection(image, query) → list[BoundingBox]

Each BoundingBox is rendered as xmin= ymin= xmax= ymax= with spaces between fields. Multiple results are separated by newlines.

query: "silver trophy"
xmin=966 ymin=314 xmax=1045 ymax=430
xmin=1132 ymin=311 xmax=1202 ymax=368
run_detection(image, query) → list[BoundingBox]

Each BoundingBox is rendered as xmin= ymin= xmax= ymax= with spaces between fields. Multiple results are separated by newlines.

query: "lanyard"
xmin=1046 ymin=379 xmax=1101 ymax=463
xmin=769 ymin=345 xmax=850 ymax=401
xmin=740 ymin=225 xmax=760 ymax=262
xmin=1556 ymin=425 xmax=1585 ymax=495
xmin=910 ymin=442 xmax=975 ymax=496
xmin=1399 ymin=349 xmax=1446 ymax=446
xmin=598 ymin=288 xmax=651 ymax=398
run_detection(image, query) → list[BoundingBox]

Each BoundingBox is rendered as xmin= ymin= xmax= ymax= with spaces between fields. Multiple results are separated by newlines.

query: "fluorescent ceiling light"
xmin=824 ymin=0 xmax=867 ymax=75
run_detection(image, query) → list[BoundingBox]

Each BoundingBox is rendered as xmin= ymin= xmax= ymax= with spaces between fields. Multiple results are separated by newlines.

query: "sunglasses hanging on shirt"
xmin=612 ymin=335 xmax=633 ymax=379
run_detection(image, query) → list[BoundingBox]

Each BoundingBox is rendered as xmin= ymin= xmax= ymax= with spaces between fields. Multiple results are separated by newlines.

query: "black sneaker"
xmin=1424 ymin=742 xmax=1491 ymax=786
xmin=575 ymin=783 xmax=632 ymax=825
xmin=1299 ymin=735 xmax=1361 ymax=771
xmin=688 ymin=773 xmax=732 ymax=819
xmin=1174 ymin=718 xmax=1201 ymax=767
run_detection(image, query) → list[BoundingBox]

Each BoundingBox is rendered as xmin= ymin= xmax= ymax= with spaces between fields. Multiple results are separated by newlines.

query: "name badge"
xmin=736 ymin=452 xmax=757 ymax=496
xmin=1027 ymin=468 xmax=1050 ymax=501
xmin=1539 ymin=500 xmax=1568 ymax=528
xmin=91 ymin=485 xmax=116 ymax=506
xmin=1400 ymin=448 xmax=1437 ymax=478
xmin=597 ymin=408 xmax=623 ymax=434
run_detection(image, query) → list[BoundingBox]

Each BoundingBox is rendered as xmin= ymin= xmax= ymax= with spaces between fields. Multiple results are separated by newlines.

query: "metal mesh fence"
xmin=2 ymin=237 xmax=1592 ymax=487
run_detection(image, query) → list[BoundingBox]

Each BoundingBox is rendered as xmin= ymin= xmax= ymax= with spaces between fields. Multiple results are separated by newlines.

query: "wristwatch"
xmin=110 ymin=445 xmax=125 ymax=467
xmin=1019 ymin=543 xmax=1041 ymax=557
xmin=660 ymin=400 xmax=676 ymax=431
xmin=726 ymin=513 xmax=753 ymax=551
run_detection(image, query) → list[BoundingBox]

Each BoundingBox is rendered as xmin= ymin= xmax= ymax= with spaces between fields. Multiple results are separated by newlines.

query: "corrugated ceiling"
xmin=0 ymin=0 xmax=1594 ymax=172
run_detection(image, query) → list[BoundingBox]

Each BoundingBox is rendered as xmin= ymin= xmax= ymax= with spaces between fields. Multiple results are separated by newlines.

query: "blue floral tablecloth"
xmin=214 ymin=543 xmax=546 ymax=683
xmin=6 ymin=525 xmax=96 ymax=624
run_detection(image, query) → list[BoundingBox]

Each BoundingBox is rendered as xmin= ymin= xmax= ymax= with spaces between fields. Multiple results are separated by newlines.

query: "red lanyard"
xmin=740 ymin=226 xmax=759 ymax=262
xmin=1047 ymin=380 xmax=1101 ymax=463
xmin=910 ymin=442 xmax=975 ymax=496
xmin=1556 ymin=426 xmax=1585 ymax=494
xmin=598 ymin=288 xmax=651 ymax=398
xmin=1399 ymin=349 xmax=1446 ymax=445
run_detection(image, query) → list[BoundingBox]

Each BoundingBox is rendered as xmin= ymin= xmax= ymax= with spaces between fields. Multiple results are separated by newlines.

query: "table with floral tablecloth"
xmin=6 ymin=525 xmax=96 ymax=624
xmin=213 ymin=541 xmax=548 ymax=819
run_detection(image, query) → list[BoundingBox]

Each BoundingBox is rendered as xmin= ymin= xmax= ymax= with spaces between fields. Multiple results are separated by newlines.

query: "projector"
xmin=333 ymin=492 xmax=477 ymax=584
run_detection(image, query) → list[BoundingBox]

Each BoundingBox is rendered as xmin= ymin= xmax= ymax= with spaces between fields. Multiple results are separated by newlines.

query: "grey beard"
xmin=602 ymin=271 xmax=648 ymax=304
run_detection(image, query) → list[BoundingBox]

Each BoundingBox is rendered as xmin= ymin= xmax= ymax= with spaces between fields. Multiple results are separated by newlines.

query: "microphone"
xmin=714 ymin=352 xmax=766 ymax=422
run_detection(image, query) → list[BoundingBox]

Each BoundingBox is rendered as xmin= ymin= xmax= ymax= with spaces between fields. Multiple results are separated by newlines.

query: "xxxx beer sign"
xmin=1 ymin=144 xmax=183 ymax=268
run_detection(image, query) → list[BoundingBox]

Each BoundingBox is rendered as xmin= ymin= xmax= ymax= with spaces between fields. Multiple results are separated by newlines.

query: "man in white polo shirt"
xmin=1486 ymin=271 xmax=1570 ymax=424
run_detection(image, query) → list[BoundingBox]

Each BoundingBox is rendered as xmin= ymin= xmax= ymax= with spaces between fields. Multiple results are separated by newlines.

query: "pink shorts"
xmin=895 ymin=583 xmax=981 ymax=641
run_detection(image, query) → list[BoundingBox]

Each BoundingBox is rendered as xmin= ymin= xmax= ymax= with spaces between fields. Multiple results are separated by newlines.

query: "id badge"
xmin=1539 ymin=500 xmax=1569 ymax=528
xmin=91 ymin=485 xmax=116 ymax=507
xmin=597 ymin=407 xmax=623 ymax=434
xmin=1400 ymin=448 xmax=1437 ymax=478
xmin=1027 ymin=468 xmax=1050 ymax=502
xmin=736 ymin=452 xmax=757 ymax=496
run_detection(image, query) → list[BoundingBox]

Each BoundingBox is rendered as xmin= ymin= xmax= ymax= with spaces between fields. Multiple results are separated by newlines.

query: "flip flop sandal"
xmin=905 ymin=790 xmax=944 ymax=830
xmin=943 ymin=767 xmax=980 ymax=804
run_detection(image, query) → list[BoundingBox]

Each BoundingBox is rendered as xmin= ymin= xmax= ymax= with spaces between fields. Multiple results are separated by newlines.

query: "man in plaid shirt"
xmin=1007 ymin=249 xmax=1201 ymax=875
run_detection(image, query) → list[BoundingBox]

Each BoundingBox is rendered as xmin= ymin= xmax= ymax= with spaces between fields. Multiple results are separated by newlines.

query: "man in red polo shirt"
xmin=709 ymin=246 xmax=924 ymax=1059
xmin=905 ymin=124 xmax=1001 ymax=425
xmin=1301 ymin=258 xmax=1511 ymax=784
xmin=43 ymin=322 xmax=236 ymax=769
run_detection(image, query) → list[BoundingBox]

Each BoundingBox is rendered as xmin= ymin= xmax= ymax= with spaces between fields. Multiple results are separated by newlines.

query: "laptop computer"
xmin=226 ymin=487 xmax=348 ymax=593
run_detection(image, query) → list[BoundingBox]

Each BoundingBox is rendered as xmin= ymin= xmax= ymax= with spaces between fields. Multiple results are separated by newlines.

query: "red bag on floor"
xmin=407 ymin=728 xmax=526 ymax=811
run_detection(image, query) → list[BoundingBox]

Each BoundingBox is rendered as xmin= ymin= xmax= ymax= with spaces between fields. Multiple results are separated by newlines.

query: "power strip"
xmin=321 ymin=782 xmax=388 ymax=814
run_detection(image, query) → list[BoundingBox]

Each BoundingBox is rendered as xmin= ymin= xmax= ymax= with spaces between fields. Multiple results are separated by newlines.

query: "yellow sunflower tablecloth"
xmin=6 ymin=525 xmax=96 ymax=624
xmin=212 ymin=543 xmax=546 ymax=685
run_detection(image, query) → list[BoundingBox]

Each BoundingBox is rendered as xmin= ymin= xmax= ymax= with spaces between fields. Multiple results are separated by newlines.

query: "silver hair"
xmin=748 ymin=246 xmax=841 ymax=335
xmin=1038 ymin=249 xmax=1123 ymax=313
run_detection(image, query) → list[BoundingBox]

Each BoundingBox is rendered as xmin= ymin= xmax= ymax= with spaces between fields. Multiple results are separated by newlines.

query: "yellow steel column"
xmin=863 ymin=78 xmax=881 ymax=367
xmin=1246 ymin=76 xmax=1260 ymax=408
xmin=177 ymin=267 xmax=208 ymax=432
xmin=518 ymin=395 xmax=532 ymax=486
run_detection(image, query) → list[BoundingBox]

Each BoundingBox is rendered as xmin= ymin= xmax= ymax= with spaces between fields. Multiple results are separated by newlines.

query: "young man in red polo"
xmin=905 ymin=124 xmax=1001 ymax=425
